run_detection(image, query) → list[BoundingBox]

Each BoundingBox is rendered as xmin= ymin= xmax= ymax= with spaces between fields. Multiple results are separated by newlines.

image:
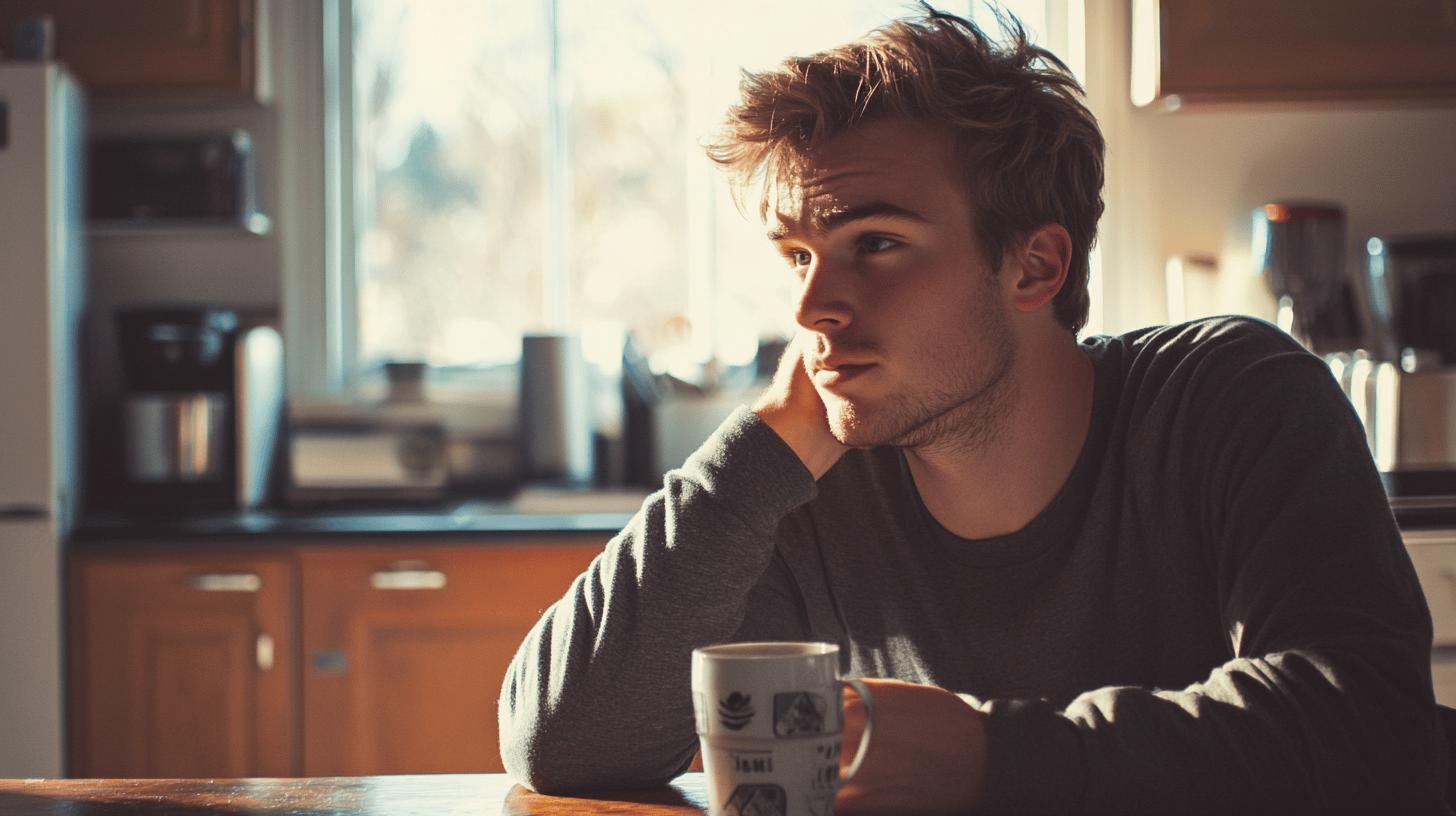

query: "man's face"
xmin=767 ymin=117 xmax=1018 ymax=450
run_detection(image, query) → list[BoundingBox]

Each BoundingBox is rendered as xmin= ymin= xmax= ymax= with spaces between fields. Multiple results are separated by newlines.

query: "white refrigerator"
xmin=0 ymin=62 xmax=86 ymax=778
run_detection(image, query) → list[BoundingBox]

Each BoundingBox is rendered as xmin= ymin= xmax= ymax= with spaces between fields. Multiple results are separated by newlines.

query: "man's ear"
xmin=1005 ymin=224 xmax=1073 ymax=313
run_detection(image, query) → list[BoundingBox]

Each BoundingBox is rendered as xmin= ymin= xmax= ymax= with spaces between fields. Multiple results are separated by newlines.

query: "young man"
xmin=499 ymin=9 xmax=1447 ymax=813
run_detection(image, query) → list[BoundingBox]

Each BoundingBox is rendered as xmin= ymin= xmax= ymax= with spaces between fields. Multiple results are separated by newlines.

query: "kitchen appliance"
xmin=1359 ymin=234 xmax=1456 ymax=488
xmin=285 ymin=410 xmax=451 ymax=504
xmin=117 ymin=305 xmax=283 ymax=511
xmin=0 ymin=61 xmax=84 ymax=777
xmin=1252 ymin=201 xmax=1363 ymax=354
xmin=284 ymin=370 xmax=521 ymax=504
xmin=89 ymin=131 xmax=264 ymax=230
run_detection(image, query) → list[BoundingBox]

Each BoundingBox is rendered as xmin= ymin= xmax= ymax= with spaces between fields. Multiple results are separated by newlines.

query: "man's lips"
xmin=811 ymin=361 xmax=876 ymax=387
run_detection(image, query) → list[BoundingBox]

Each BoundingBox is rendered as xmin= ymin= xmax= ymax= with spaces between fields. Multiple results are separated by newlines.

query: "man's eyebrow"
xmin=766 ymin=201 xmax=930 ymax=241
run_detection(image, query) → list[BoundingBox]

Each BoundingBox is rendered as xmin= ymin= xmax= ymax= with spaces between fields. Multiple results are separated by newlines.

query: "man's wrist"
xmin=752 ymin=404 xmax=842 ymax=480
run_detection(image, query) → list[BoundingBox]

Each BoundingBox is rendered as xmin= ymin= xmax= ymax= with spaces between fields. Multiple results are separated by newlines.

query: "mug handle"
xmin=840 ymin=678 xmax=876 ymax=783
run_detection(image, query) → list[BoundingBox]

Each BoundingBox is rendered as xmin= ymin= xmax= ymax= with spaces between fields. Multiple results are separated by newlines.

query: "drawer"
xmin=1404 ymin=530 xmax=1456 ymax=646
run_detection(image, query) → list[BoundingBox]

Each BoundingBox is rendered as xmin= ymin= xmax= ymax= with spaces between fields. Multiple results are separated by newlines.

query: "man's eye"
xmin=860 ymin=235 xmax=899 ymax=254
xmin=784 ymin=249 xmax=812 ymax=267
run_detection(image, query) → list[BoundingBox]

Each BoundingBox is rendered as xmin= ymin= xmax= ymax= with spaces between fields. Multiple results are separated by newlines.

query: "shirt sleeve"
xmin=497 ymin=407 xmax=817 ymax=794
xmin=979 ymin=338 xmax=1449 ymax=814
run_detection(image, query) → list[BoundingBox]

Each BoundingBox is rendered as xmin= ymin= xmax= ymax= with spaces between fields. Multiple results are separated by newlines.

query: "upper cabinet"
xmin=1131 ymin=0 xmax=1456 ymax=108
xmin=0 ymin=0 xmax=263 ymax=100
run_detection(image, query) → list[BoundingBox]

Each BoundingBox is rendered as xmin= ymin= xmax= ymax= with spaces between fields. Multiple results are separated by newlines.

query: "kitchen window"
xmin=310 ymin=0 xmax=1084 ymax=391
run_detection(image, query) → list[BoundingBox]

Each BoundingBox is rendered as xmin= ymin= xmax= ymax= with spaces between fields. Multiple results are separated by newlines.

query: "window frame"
xmin=276 ymin=0 xmax=354 ymax=398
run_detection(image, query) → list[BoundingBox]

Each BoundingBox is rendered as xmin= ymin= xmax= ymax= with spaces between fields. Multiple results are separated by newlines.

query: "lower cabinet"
xmin=68 ymin=538 xmax=603 ymax=778
xmin=68 ymin=554 xmax=299 ymax=778
xmin=298 ymin=543 xmax=601 ymax=775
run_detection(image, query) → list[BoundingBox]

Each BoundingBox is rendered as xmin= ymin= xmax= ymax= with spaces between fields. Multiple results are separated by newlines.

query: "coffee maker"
xmin=1252 ymin=202 xmax=1363 ymax=354
xmin=117 ymin=305 xmax=283 ymax=511
xmin=1360 ymin=234 xmax=1456 ymax=491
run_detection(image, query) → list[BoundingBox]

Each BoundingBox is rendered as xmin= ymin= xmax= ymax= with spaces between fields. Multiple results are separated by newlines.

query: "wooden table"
xmin=0 ymin=774 xmax=710 ymax=814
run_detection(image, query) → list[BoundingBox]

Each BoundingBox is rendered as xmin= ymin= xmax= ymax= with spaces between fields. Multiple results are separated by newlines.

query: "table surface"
xmin=0 ymin=774 xmax=709 ymax=815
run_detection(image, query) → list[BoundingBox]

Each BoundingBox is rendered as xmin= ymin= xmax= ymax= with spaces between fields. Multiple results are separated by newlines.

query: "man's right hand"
xmin=752 ymin=332 xmax=848 ymax=480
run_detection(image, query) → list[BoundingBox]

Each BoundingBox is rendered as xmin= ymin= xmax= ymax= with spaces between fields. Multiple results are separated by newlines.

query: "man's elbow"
xmin=497 ymin=709 xmax=609 ymax=795
xmin=500 ymin=736 xmax=579 ymax=796
xmin=499 ymin=715 xmax=694 ymax=795
xmin=500 ymin=738 xmax=686 ymax=796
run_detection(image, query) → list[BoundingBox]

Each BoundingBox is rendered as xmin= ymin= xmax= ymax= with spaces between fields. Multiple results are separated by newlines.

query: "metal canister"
xmin=124 ymin=392 xmax=227 ymax=483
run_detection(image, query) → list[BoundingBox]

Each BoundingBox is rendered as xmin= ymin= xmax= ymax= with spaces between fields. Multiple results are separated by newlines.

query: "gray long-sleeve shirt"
xmin=499 ymin=316 xmax=1449 ymax=813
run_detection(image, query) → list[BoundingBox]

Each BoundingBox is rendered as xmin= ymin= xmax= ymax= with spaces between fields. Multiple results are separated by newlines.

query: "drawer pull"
xmin=187 ymin=573 xmax=261 ymax=592
xmin=256 ymin=634 xmax=275 ymax=671
xmin=370 ymin=567 xmax=447 ymax=591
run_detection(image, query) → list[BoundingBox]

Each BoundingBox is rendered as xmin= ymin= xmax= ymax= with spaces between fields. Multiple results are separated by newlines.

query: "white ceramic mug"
xmin=691 ymin=642 xmax=875 ymax=816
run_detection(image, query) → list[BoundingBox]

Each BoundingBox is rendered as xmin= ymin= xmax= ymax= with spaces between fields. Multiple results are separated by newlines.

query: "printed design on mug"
xmin=718 ymin=692 xmax=755 ymax=731
xmin=806 ymin=790 xmax=836 ymax=816
xmin=730 ymin=748 xmax=774 ymax=774
xmin=723 ymin=783 xmax=787 ymax=816
xmin=773 ymin=691 xmax=828 ymax=736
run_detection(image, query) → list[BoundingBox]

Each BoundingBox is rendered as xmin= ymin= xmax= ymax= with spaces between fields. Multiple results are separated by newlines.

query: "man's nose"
xmin=794 ymin=259 xmax=854 ymax=333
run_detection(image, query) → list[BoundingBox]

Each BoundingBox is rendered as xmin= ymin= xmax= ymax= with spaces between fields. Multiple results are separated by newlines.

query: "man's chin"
xmin=826 ymin=402 xmax=898 ymax=449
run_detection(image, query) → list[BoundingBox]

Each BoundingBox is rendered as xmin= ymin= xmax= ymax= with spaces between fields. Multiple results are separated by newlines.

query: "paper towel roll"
xmin=519 ymin=333 xmax=593 ymax=483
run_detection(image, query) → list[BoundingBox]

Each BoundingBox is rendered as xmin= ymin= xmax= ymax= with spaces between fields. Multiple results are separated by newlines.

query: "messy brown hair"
xmin=705 ymin=4 xmax=1104 ymax=336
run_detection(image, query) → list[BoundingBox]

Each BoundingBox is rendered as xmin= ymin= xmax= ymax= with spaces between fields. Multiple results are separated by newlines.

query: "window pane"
xmin=353 ymin=0 xmax=550 ymax=368
xmin=557 ymin=1 xmax=693 ymax=362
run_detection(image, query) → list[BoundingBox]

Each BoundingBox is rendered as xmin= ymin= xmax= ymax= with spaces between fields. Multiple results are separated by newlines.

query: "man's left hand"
xmin=836 ymin=678 xmax=988 ymax=815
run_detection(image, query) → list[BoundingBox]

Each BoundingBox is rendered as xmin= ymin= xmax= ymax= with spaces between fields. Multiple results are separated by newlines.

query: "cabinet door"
xmin=1131 ymin=0 xmax=1456 ymax=106
xmin=1404 ymin=531 xmax=1456 ymax=706
xmin=299 ymin=541 xmax=602 ymax=775
xmin=0 ymin=0 xmax=256 ymax=97
xmin=69 ymin=553 xmax=298 ymax=778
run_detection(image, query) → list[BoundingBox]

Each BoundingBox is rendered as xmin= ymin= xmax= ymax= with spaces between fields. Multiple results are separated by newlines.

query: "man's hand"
xmin=751 ymin=332 xmax=847 ymax=479
xmin=836 ymin=678 xmax=988 ymax=815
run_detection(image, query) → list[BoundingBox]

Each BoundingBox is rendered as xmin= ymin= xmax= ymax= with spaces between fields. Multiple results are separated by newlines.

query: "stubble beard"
xmin=822 ymin=319 xmax=1019 ymax=455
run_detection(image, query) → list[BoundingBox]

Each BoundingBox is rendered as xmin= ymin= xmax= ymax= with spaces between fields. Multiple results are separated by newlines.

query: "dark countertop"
xmin=71 ymin=487 xmax=1456 ymax=547
xmin=1390 ymin=495 xmax=1456 ymax=531
xmin=72 ymin=490 xmax=649 ymax=546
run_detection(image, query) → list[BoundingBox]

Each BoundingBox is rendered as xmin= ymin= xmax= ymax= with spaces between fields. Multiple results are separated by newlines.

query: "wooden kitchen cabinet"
xmin=0 ymin=0 xmax=261 ymax=98
xmin=298 ymin=542 xmax=602 ymax=776
xmin=68 ymin=538 xmax=604 ymax=778
xmin=1131 ymin=0 xmax=1456 ymax=107
xmin=68 ymin=552 xmax=299 ymax=778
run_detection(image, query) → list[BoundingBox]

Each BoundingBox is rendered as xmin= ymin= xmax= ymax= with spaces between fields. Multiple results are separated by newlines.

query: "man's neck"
xmin=903 ymin=329 xmax=1094 ymax=540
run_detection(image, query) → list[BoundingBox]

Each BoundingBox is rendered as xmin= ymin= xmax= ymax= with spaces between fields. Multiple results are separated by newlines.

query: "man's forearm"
xmin=497 ymin=408 xmax=817 ymax=793
xmin=976 ymin=646 xmax=1445 ymax=814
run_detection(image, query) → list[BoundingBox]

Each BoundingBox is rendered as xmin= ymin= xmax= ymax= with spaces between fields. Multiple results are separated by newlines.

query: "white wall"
xmin=1089 ymin=1 xmax=1456 ymax=336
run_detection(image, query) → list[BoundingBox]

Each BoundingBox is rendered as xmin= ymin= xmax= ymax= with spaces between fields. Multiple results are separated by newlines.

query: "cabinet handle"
xmin=256 ymin=634 xmax=275 ymax=671
xmin=369 ymin=566 xmax=447 ymax=591
xmin=313 ymin=649 xmax=347 ymax=674
xmin=187 ymin=573 xmax=261 ymax=592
